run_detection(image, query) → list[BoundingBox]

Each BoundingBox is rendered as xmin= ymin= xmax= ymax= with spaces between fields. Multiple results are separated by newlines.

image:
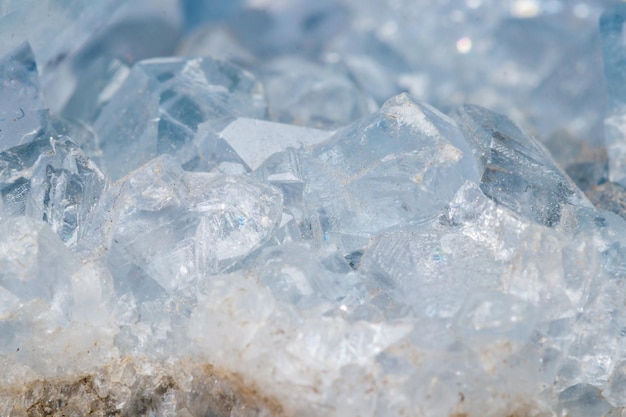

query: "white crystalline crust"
xmin=1 ymin=2 xmax=626 ymax=417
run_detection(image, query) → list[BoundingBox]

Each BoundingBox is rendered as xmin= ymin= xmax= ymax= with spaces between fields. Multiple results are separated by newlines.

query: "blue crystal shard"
xmin=0 ymin=42 xmax=44 ymax=151
xmin=82 ymin=155 xmax=283 ymax=298
xmin=300 ymin=93 xmax=479 ymax=251
xmin=220 ymin=117 xmax=331 ymax=171
xmin=0 ymin=217 xmax=79 ymax=354
xmin=601 ymin=3 xmax=626 ymax=186
xmin=0 ymin=136 xmax=106 ymax=245
xmin=452 ymin=104 xmax=590 ymax=227
xmin=92 ymin=57 xmax=267 ymax=180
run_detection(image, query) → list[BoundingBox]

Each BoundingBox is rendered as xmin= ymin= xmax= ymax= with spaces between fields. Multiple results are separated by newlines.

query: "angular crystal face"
xmin=82 ymin=155 xmax=283 ymax=298
xmin=452 ymin=104 xmax=590 ymax=227
xmin=300 ymin=93 xmax=480 ymax=251
xmin=92 ymin=56 xmax=267 ymax=180
xmin=0 ymin=136 xmax=105 ymax=245
xmin=219 ymin=117 xmax=331 ymax=171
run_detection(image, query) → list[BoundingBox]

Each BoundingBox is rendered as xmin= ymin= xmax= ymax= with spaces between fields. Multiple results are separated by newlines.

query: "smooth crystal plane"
xmin=1 ymin=1 xmax=626 ymax=417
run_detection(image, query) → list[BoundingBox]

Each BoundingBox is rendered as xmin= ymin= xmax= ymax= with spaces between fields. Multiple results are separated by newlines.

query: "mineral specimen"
xmin=1 ymin=1 xmax=626 ymax=417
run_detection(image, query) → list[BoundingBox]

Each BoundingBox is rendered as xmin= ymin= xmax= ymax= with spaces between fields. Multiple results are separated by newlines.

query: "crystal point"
xmin=301 ymin=93 xmax=480 ymax=251
xmin=0 ymin=136 xmax=106 ymax=245
xmin=452 ymin=104 xmax=590 ymax=227
xmin=93 ymin=56 xmax=267 ymax=180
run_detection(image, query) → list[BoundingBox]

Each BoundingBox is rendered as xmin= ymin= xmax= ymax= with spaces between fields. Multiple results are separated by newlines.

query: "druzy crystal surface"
xmin=2 ymin=1 xmax=626 ymax=417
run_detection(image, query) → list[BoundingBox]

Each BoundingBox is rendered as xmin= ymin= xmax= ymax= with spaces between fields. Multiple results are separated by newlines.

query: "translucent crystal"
xmin=300 ymin=93 xmax=480 ymax=252
xmin=83 ymin=155 xmax=283 ymax=298
xmin=604 ymin=360 xmax=626 ymax=406
xmin=358 ymin=181 xmax=523 ymax=319
xmin=0 ymin=136 xmax=106 ymax=245
xmin=92 ymin=56 xmax=267 ymax=180
xmin=218 ymin=117 xmax=331 ymax=171
xmin=452 ymin=104 xmax=591 ymax=227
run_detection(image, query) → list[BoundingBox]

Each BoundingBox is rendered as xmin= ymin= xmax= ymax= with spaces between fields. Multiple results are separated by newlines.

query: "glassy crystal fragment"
xmin=0 ymin=42 xmax=44 ymax=151
xmin=452 ymin=104 xmax=591 ymax=227
xmin=254 ymin=147 xmax=306 ymax=216
xmin=93 ymin=57 xmax=267 ymax=180
xmin=253 ymin=243 xmax=365 ymax=309
xmin=0 ymin=136 xmax=106 ymax=245
xmin=219 ymin=117 xmax=331 ymax=171
xmin=83 ymin=155 xmax=283 ymax=298
xmin=300 ymin=93 xmax=479 ymax=251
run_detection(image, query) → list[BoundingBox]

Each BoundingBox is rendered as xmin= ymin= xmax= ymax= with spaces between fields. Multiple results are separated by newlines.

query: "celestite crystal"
xmin=3 ymin=1 xmax=626 ymax=417
xmin=92 ymin=56 xmax=267 ymax=179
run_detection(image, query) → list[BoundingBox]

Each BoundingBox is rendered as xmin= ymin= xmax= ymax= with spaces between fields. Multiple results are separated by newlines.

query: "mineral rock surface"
xmin=1 ymin=1 xmax=626 ymax=417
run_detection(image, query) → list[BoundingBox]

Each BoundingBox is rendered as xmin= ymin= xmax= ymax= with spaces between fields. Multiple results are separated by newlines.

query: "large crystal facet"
xmin=452 ymin=104 xmax=591 ymax=227
xmin=300 ymin=93 xmax=479 ymax=251
xmin=0 ymin=136 xmax=106 ymax=245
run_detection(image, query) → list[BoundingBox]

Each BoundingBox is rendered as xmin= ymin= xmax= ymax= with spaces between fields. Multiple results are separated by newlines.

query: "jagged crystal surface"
xmin=0 ymin=136 xmax=106 ymax=245
xmin=1 ymin=2 xmax=626 ymax=417
xmin=92 ymin=56 xmax=267 ymax=179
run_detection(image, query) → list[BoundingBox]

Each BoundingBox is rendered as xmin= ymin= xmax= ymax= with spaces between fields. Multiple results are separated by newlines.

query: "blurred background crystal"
xmin=2 ymin=1 xmax=626 ymax=417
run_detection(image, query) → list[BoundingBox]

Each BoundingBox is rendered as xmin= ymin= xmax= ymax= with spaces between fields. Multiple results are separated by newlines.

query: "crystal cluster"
xmin=2 ymin=1 xmax=626 ymax=417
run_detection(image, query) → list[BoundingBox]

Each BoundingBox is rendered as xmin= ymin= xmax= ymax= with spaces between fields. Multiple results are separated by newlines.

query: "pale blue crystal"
xmin=0 ymin=136 xmax=106 ymax=245
xmin=83 ymin=155 xmax=283 ymax=299
xmin=254 ymin=243 xmax=365 ymax=310
xmin=92 ymin=57 xmax=267 ymax=180
xmin=300 ymin=93 xmax=479 ymax=252
xmin=557 ymin=384 xmax=612 ymax=417
xmin=0 ymin=217 xmax=79 ymax=354
xmin=2 ymin=3 xmax=626 ymax=417
xmin=452 ymin=104 xmax=591 ymax=227
xmin=218 ymin=117 xmax=330 ymax=171
xmin=453 ymin=290 xmax=537 ymax=350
